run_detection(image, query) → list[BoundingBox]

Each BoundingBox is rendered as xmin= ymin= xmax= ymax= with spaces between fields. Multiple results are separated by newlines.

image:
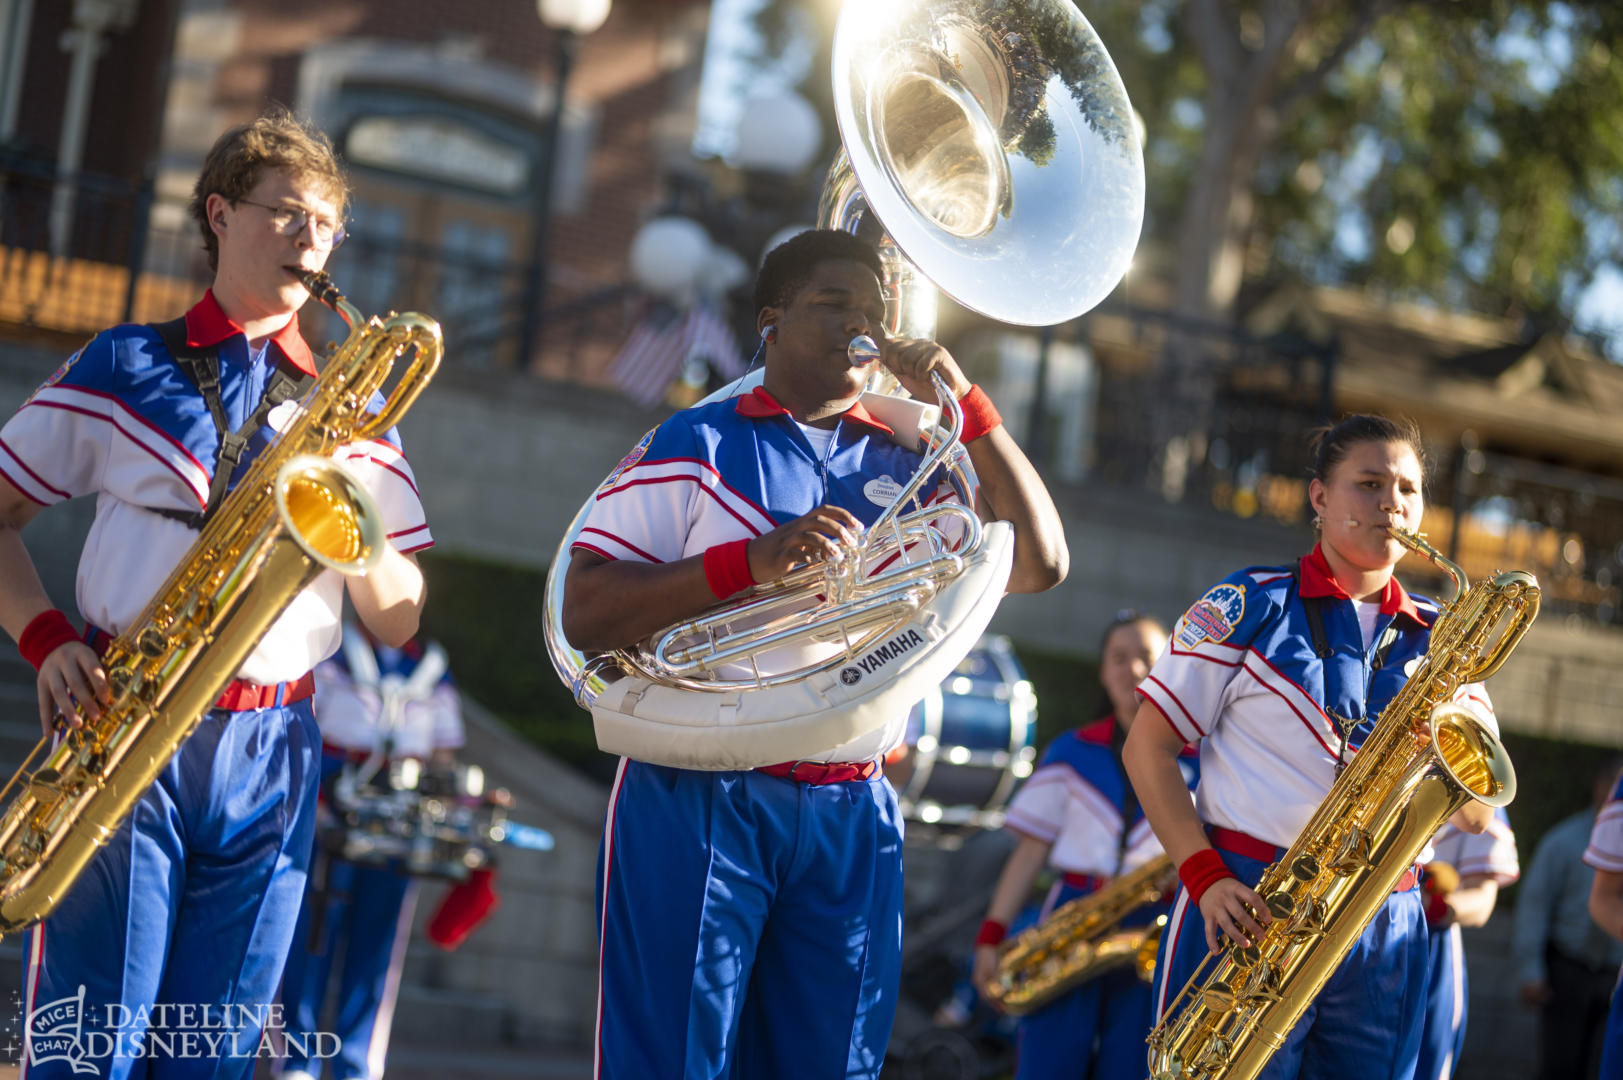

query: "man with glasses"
xmin=0 ymin=107 xmax=431 ymax=1079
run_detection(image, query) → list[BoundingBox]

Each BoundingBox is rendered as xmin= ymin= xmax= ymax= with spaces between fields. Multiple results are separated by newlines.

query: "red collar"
xmin=183 ymin=290 xmax=318 ymax=376
xmin=1298 ymin=544 xmax=1430 ymax=627
xmin=733 ymin=386 xmax=894 ymax=435
xmin=1078 ymin=718 xmax=1117 ymax=745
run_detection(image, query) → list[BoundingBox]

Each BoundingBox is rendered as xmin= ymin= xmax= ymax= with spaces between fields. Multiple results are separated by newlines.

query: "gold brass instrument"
xmin=544 ymin=0 xmax=1144 ymax=763
xmin=1146 ymin=527 xmax=1534 ymax=1080
xmin=0 ymin=271 xmax=440 ymax=938
xmin=985 ymin=853 xmax=1175 ymax=1015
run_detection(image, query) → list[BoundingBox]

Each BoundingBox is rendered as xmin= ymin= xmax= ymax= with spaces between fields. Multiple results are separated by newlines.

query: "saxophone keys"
xmin=1290 ymin=853 xmax=1319 ymax=881
xmin=1198 ymin=981 xmax=1236 ymax=1013
xmin=1265 ymin=891 xmax=1294 ymax=920
xmin=1330 ymin=828 xmax=1373 ymax=873
xmin=1285 ymin=895 xmax=1328 ymax=941
xmin=1238 ymin=959 xmax=1283 ymax=1004
xmin=136 ymin=628 xmax=167 ymax=659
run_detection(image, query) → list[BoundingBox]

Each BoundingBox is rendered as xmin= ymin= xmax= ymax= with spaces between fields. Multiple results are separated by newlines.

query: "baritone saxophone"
xmin=0 ymin=270 xmax=440 ymax=938
xmin=1146 ymin=527 xmax=1535 ymax=1080
xmin=984 ymin=853 xmax=1175 ymax=1015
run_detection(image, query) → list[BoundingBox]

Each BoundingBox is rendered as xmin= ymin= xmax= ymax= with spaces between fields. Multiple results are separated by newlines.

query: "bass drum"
xmin=888 ymin=634 xmax=1037 ymax=837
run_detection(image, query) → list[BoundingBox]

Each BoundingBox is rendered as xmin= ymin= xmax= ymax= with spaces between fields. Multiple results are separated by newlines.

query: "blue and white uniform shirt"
xmin=0 ymin=292 xmax=432 ymax=684
xmin=1431 ymin=808 xmax=1519 ymax=889
xmin=1005 ymin=718 xmax=1200 ymax=879
xmin=1137 ymin=545 xmax=1497 ymax=850
xmin=573 ymin=385 xmax=966 ymax=762
xmin=314 ymin=628 xmax=462 ymax=760
xmin=1583 ymin=773 xmax=1623 ymax=875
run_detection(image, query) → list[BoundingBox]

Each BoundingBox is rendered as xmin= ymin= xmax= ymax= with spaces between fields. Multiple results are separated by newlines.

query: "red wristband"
xmin=956 ymin=384 xmax=1002 ymax=443
xmin=975 ymin=918 xmax=1008 ymax=947
xmin=19 ymin=609 xmax=79 ymax=672
xmin=1424 ymin=888 xmax=1450 ymax=927
xmin=703 ymin=539 xmax=756 ymax=600
xmin=1178 ymin=848 xmax=1237 ymax=907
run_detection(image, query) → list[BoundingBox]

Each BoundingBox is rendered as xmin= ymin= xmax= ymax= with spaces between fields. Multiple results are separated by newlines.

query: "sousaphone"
xmin=543 ymin=0 xmax=1143 ymax=768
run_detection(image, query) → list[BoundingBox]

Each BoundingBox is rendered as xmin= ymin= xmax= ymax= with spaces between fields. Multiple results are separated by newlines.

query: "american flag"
xmin=608 ymin=301 xmax=687 ymax=408
xmin=682 ymin=301 xmax=743 ymax=380
xmin=609 ymin=301 xmax=743 ymax=407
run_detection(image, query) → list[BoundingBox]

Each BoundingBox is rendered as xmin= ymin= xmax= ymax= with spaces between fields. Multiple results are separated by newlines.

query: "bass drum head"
xmin=888 ymin=633 xmax=1036 ymax=838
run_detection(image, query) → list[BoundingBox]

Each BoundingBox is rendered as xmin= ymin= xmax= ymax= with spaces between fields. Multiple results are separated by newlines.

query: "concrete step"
xmin=388 ymin=984 xmax=515 ymax=1048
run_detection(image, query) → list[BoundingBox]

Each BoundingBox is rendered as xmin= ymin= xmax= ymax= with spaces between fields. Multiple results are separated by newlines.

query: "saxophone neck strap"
xmin=148 ymin=317 xmax=314 ymax=530
xmin=1290 ymin=565 xmax=1400 ymax=671
xmin=1109 ymin=719 xmax=1139 ymax=870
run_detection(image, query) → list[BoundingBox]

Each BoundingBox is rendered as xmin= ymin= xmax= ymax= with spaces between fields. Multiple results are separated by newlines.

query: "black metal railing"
xmin=0 ymin=158 xmax=624 ymax=372
xmin=1073 ymin=305 xmax=1623 ymax=626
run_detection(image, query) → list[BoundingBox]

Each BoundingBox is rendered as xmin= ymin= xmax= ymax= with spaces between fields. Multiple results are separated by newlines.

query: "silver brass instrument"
xmin=544 ymin=0 xmax=1144 ymax=766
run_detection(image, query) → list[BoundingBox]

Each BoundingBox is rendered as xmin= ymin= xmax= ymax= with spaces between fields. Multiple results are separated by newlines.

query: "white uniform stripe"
xmin=31 ymin=386 xmax=210 ymax=503
xmin=1443 ymin=923 xmax=1465 ymax=1080
xmin=21 ymin=925 xmax=43 ymax=1078
xmin=367 ymin=883 xmax=419 ymax=1079
xmin=594 ymin=757 xmax=630 ymax=1080
xmin=1156 ymin=888 xmax=1193 ymax=1020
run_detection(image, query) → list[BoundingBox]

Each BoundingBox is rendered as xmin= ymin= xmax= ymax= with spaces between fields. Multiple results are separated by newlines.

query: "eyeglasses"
xmin=235 ymin=199 xmax=347 ymax=249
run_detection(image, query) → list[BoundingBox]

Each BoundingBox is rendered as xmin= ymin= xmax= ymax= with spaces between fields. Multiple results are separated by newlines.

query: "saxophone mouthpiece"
xmin=847 ymin=335 xmax=881 ymax=367
xmin=292 ymin=269 xmax=343 ymax=310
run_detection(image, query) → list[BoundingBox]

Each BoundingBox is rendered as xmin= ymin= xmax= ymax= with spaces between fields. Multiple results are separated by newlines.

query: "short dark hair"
xmin=190 ymin=104 xmax=348 ymax=272
xmin=1309 ymin=413 xmax=1428 ymax=485
xmin=753 ymin=229 xmax=886 ymax=318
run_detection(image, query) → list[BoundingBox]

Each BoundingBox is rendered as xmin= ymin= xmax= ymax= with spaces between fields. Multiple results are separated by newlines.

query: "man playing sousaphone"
xmin=562 ymin=228 xmax=1067 ymax=1079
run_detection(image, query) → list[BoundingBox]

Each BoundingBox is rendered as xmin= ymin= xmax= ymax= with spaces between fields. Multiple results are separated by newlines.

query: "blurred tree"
xmin=746 ymin=0 xmax=1623 ymax=484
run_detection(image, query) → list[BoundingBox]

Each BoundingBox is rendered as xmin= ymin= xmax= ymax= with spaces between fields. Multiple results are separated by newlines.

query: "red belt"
xmin=1208 ymin=826 xmax=1418 ymax=893
xmin=85 ymin=626 xmax=315 ymax=712
xmin=1062 ymin=872 xmax=1107 ymax=892
xmin=756 ymin=759 xmax=881 ymax=784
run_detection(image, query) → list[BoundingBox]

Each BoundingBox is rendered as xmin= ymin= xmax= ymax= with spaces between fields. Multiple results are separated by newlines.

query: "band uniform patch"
xmin=601 ymin=428 xmax=655 ymax=491
xmin=1175 ymin=583 xmax=1245 ymax=649
xmin=24 ymin=348 xmax=83 ymax=405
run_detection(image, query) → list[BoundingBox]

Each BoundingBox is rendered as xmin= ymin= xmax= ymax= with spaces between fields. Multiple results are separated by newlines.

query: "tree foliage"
xmin=752 ymin=0 xmax=1623 ymax=344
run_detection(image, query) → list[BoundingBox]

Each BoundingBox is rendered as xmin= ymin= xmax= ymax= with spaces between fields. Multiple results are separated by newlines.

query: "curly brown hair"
xmin=189 ymin=105 xmax=348 ymax=272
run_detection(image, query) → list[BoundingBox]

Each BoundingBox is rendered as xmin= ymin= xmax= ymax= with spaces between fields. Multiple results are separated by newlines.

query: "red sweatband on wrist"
xmin=975 ymin=919 xmax=1008 ymax=947
xmin=1178 ymin=849 xmax=1237 ymax=907
xmin=956 ymin=384 xmax=1002 ymax=443
xmin=19 ymin=609 xmax=78 ymax=672
xmin=703 ymin=539 xmax=756 ymax=600
xmin=1424 ymin=889 xmax=1450 ymax=928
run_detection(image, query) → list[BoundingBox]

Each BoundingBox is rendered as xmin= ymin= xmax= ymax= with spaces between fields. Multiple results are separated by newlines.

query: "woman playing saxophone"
xmin=1123 ymin=414 xmax=1498 ymax=1080
xmin=972 ymin=611 xmax=1197 ymax=1080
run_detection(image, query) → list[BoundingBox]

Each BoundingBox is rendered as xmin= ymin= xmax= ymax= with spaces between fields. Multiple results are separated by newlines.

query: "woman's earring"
xmin=1310 ymin=515 xmax=1322 ymax=530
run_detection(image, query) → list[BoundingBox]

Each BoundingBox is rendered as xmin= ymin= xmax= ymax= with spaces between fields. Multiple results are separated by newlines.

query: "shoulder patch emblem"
xmin=24 ymin=348 xmax=83 ymax=405
xmin=1175 ymin=583 xmax=1246 ymax=649
xmin=601 ymin=428 xmax=656 ymax=491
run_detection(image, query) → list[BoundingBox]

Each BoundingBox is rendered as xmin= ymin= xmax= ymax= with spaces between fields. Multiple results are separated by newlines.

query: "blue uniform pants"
xmin=22 ymin=700 xmax=320 ymax=1080
xmin=1414 ymin=924 xmax=1466 ymax=1080
xmin=279 ymin=856 xmax=416 ymax=1080
xmin=594 ymin=759 xmax=905 ymax=1080
xmin=1015 ymin=880 xmax=1163 ymax=1080
xmin=1600 ymin=971 xmax=1623 ymax=1080
xmin=1151 ymin=844 xmax=1430 ymax=1080
xmin=279 ymin=748 xmax=417 ymax=1080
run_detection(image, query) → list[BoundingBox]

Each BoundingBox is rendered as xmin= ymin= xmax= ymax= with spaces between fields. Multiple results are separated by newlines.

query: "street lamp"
xmin=517 ymin=0 xmax=612 ymax=368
